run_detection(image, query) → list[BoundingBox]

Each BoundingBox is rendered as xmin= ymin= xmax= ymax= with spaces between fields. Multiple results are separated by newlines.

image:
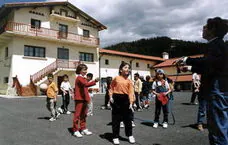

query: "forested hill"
xmin=103 ymin=36 xmax=228 ymax=58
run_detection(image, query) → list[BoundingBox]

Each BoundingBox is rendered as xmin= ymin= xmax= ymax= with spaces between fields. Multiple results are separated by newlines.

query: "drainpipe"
xmin=129 ymin=58 xmax=135 ymax=80
xmin=98 ymin=53 xmax=104 ymax=91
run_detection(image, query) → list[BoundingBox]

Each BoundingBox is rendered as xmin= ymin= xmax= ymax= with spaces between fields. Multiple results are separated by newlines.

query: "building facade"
xmin=99 ymin=49 xmax=164 ymax=92
xmin=0 ymin=1 xmax=106 ymax=95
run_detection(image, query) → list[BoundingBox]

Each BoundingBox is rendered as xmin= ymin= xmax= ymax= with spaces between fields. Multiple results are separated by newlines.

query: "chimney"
xmin=162 ymin=52 xmax=169 ymax=60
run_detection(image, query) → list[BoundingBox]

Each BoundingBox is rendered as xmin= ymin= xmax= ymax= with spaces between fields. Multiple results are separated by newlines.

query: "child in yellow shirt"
xmin=46 ymin=73 xmax=60 ymax=121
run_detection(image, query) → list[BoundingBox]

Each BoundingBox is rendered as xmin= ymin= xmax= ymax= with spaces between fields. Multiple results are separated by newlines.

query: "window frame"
xmin=79 ymin=52 xmax=94 ymax=62
xmin=24 ymin=45 xmax=46 ymax=58
xmin=59 ymin=24 xmax=68 ymax=38
xmin=31 ymin=19 xmax=41 ymax=29
xmin=105 ymin=59 xmax=109 ymax=65
xmin=83 ymin=29 xmax=90 ymax=37
xmin=57 ymin=48 xmax=69 ymax=60
xmin=4 ymin=77 xmax=9 ymax=84
xmin=136 ymin=62 xmax=139 ymax=67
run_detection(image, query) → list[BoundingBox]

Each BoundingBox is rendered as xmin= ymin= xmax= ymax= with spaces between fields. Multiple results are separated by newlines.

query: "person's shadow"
xmin=37 ymin=117 xmax=50 ymax=120
xmin=181 ymin=124 xmax=208 ymax=130
xmin=99 ymin=133 xmax=128 ymax=143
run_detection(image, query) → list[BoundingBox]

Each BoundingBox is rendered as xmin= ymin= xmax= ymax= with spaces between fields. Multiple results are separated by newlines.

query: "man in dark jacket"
xmin=175 ymin=17 xmax=228 ymax=145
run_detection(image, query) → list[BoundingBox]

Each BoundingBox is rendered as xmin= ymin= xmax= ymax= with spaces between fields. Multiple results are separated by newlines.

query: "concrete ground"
xmin=0 ymin=92 xmax=209 ymax=145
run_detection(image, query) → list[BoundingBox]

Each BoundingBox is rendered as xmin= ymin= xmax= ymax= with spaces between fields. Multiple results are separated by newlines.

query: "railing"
xmin=31 ymin=59 xmax=80 ymax=83
xmin=4 ymin=22 xmax=99 ymax=46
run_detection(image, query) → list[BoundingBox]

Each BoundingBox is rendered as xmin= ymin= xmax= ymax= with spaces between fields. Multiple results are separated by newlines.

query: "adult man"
xmin=174 ymin=17 xmax=228 ymax=145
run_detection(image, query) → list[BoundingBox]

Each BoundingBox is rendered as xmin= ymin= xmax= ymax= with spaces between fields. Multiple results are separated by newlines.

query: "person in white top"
xmin=58 ymin=74 xmax=73 ymax=114
xmin=190 ymin=73 xmax=200 ymax=105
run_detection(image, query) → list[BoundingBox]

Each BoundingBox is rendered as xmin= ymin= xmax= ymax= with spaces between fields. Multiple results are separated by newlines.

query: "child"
xmin=46 ymin=73 xmax=60 ymax=122
xmin=87 ymin=73 xmax=94 ymax=116
xmin=152 ymin=69 xmax=171 ymax=129
xmin=59 ymin=74 xmax=73 ymax=115
xmin=109 ymin=61 xmax=136 ymax=144
xmin=101 ymin=76 xmax=112 ymax=110
xmin=72 ymin=64 xmax=99 ymax=138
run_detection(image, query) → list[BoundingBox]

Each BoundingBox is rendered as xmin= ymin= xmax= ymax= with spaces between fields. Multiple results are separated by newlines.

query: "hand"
xmin=95 ymin=77 xmax=100 ymax=82
xmin=129 ymin=104 xmax=134 ymax=112
xmin=173 ymin=56 xmax=186 ymax=66
xmin=179 ymin=66 xmax=191 ymax=72
xmin=109 ymin=97 xmax=114 ymax=103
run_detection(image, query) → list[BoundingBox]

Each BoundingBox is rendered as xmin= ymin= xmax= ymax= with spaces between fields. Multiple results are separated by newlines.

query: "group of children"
xmin=44 ymin=62 xmax=173 ymax=145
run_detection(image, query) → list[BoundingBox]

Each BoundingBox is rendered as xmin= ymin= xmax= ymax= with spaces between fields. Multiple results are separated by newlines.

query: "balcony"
xmin=1 ymin=22 xmax=99 ymax=47
xmin=50 ymin=10 xmax=80 ymax=23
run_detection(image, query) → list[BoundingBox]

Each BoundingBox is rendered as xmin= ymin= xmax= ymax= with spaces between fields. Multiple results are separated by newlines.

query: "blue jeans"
xmin=207 ymin=80 xmax=228 ymax=145
xmin=197 ymin=97 xmax=207 ymax=124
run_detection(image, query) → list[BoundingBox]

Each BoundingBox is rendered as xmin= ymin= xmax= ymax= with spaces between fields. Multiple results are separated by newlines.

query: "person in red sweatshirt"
xmin=72 ymin=64 xmax=99 ymax=138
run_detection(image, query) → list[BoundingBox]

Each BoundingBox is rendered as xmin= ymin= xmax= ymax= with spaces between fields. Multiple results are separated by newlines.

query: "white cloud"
xmin=46 ymin=0 xmax=228 ymax=47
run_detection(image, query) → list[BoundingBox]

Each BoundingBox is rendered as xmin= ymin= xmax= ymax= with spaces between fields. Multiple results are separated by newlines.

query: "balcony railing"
xmin=31 ymin=59 xmax=80 ymax=83
xmin=3 ymin=22 xmax=99 ymax=46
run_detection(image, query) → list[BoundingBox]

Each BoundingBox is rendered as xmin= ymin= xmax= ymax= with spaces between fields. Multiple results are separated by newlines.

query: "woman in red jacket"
xmin=72 ymin=64 xmax=99 ymax=138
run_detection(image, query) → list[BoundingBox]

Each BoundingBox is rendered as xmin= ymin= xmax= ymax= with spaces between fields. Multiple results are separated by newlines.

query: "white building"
xmin=0 ymin=1 xmax=106 ymax=96
xmin=99 ymin=49 xmax=164 ymax=92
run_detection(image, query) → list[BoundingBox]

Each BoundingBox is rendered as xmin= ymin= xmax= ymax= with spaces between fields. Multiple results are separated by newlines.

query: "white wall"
xmin=10 ymin=37 xmax=99 ymax=87
xmin=100 ymin=55 xmax=158 ymax=79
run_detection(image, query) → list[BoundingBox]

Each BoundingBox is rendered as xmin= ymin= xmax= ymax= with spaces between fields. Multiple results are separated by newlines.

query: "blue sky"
xmin=1 ymin=0 xmax=228 ymax=47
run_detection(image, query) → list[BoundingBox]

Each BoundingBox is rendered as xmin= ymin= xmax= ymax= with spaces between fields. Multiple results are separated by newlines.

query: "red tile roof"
xmin=99 ymin=48 xmax=164 ymax=61
xmin=168 ymin=75 xmax=193 ymax=82
xmin=153 ymin=54 xmax=203 ymax=68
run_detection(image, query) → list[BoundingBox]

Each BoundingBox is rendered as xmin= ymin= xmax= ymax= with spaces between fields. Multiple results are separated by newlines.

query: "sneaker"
xmin=73 ymin=131 xmax=83 ymax=138
xmin=101 ymin=106 xmax=106 ymax=110
xmin=49 ymin=117 xmax=56 ymax=122
xmin=56 ymin=112 xmax=60 ymax=118
xmin=113 ymin=138 xmax=120 ymax=145
xmin=66 ymin=111 xmax=71 ymax=115
xmin=58 ymin=107 xmax=63 ymax=114
xmin=129 ymin=136 xmax=136 ymax=144
xmin=137 ymin=108 xmax=142 ymax=112
xmin=120 ymin=121 xmax=124 ymax=128
xmin=144 ymin=104 xmax=149 ymax=109
xmin=162 ymin=122 xmax=168 ymax=128
xmin=81 ymin=129 xmax=92 ymax=135
xmin=153 ymin=122 xmax=158 ymax=128
xmin=132 ymin=121 xmax=136 ymax=127
xmin=197 ymin=124 xmax=204 ymax=131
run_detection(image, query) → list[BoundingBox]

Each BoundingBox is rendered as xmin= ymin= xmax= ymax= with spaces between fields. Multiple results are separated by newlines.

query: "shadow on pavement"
xmin=67 ymin=128 xmax=73 ymax=135
xmin=106 ymin=122 xmax=112 ymax=126
xmin=141 ymin=122 xmax=154 ymax=127
xmin=181 ymin=103 xmax=193 ymax=105
xmin=181 ymin=124 xmax=208 ymax=130
xmin=99 ymin=133 xmax=128 ymax=143
xmin=37 ymin=117 xmax=50 ymax=120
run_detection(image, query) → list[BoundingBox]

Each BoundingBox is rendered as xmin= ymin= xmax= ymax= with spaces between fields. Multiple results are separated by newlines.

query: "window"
xmin=59 ymin=24 xmax=68 ymax=38
xmin=147 ymin=64 xmax=151 ymax=68
xmin=83 ymin=29 xmax=90 ymax=37
xmin=5 ymin=47 xmax=8 ymax=58
xmin=57 ymin=48 xmax=69 ymax=60
xmin=24 ymin=45 xmax=45 ymax=57
xmin=105 ymin=59 xmax=109 ymax=65
xmin=4 ymin=77 xmax=8 ymax=83
xmin=79 ymin=52 xmax=94 ymax=62
xmin=60 ymin=9 xmax=68 ymax=16
xmin=136 ymin=62 xmax=139 ymax=67
xmin=31 ymin=19 xmax=41 ymax=29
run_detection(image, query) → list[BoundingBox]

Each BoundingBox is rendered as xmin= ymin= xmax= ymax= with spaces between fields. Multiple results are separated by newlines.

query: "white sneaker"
xmin=129 ymin=136 xmax=136 ymax=144
xmin=58 ymin=107 xmax=63 ymax=114
xmin=49 ymin=117 xmax=56 ymax=122
xmin=113 ymin=138 xmax=120 ymax=145
xmin=73 ymin=131 xmax=83 ymax=138
xmin=56 ymin=112 xmax=60 ymax=118
xmin=153 ymin=122 xmax=158 ymax=128
xmin=81 ymin=129 xmax=92 ymax=135
xmin=162 ymin=122 xmax=168 ymax=128
xmin=66 ymin=111 xmax=71 ymax=115
xmin=132 ymin=121 xmax=136 ymax=127
xmin=120 ymin=121 xmax=124 ymax=128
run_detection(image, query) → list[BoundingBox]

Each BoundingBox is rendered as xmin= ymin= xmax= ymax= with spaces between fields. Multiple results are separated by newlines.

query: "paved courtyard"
xmin=0 ymin=92 xmax=209 ymax=145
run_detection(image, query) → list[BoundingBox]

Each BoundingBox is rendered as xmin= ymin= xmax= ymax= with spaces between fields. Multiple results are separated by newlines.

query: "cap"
xmin=156 ymin=69 xmax=165 ymax=74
